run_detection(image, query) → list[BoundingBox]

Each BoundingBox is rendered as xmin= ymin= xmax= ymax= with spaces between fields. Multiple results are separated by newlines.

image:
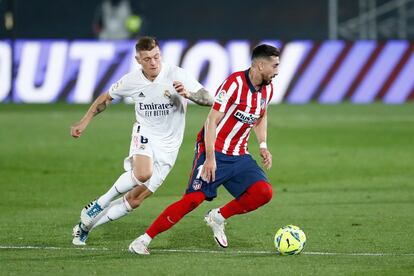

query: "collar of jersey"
xmin=244 ymin=69 xmax=262 ymax=93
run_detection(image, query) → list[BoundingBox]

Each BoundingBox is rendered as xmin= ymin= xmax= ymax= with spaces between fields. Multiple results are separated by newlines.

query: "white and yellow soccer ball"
xmin=274 ymin=225 xmax=307 ymax=255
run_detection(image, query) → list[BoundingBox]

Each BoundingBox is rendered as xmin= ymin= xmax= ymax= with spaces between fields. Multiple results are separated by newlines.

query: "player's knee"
xmin=171 ymin=192 xmax=205 ymax=218
xmin=132 ymin=170 xmax=152 ymax=183
xmin=250 ymin=180 xmax=273 ymax=205
xmin=126 ymin=191 xmax=151 ymax=209
xmin=184 ymin=192 xmax=205 ymax=211
xmin=126 ymin=193 xmax=140 ymax=209
xmin=126 ymin=197 xmax=140 ymax=209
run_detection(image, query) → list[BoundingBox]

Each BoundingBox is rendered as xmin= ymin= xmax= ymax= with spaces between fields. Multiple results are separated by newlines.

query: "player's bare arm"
xmin=186 ymin=88 xmax=214 ymax=106
xmin=253 ymin=110 xmax=272 ymax=170
xmin=201 ymin=109 xmax=225 ymax=182
xmin=70 ymin=92 xmax=113 ymax=138
xmin=173 ymin=81 xmax=213 ymax=106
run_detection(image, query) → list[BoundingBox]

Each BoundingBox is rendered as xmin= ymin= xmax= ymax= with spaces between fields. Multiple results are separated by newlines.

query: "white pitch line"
xmin=1 ymin=245 xmax=414 ymax=257
xmin=0 ymin=245 xmax=110 ymax=251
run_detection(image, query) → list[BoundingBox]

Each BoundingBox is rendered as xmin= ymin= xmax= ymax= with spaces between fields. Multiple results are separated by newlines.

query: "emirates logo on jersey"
xmin=234 ymin=110 xmax=260 ymax=125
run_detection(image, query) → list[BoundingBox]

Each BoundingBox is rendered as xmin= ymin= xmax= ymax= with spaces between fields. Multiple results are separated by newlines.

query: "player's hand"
xmin=173 ymin=81 xmax=190 ymax=98
xmin=201 ymin=157 xmax=216 ymax=183
xmin=260 ymin=148 xmax=272 ymax=170
xmin=70 ymin=121 xmax=88 ymax=138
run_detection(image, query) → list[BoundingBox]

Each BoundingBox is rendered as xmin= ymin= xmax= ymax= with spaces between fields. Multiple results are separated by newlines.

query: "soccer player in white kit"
xmin=70 ymin=37 xmax=213 ymax=245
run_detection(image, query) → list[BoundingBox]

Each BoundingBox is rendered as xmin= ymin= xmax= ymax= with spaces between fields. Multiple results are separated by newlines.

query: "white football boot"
xmin=72 ymin=222 xmax=89 ymax=246
xmin=204 ymin=209 xmax=228 ymax=248
xmin=128 ymin=235 xmax=150 ymax=255
xmin=80 ymin=200 xmax=104 ymax=228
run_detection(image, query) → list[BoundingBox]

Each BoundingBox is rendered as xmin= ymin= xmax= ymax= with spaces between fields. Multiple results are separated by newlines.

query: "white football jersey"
xmin=109 ymin=63 xmax=203 ymax=152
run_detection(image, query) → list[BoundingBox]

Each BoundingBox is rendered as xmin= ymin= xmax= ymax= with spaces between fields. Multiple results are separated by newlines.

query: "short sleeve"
xmin=108 ymin=74 xmax=134 ymax=100
xmin=175 ymin=67 xmax=203 ymax=92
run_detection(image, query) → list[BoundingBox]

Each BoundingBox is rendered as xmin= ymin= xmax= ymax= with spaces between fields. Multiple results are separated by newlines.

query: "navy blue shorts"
xmin=186 ymin=147 xmax=268 ymax=201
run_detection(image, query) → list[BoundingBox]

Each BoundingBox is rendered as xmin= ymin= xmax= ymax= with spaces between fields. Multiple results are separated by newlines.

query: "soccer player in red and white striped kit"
xmin=129 ymin=44 xmax=280 ymax=254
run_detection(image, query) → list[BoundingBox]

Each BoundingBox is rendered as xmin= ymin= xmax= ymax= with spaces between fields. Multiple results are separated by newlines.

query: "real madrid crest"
xmin=164 ymin=90 xmax=172 ymax=100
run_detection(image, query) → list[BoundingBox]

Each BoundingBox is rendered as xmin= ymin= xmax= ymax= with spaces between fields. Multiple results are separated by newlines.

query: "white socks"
xmin=97 ymin=171 xmax=139 ymax=208
xmin=92 ymin=196 xmax=133 ymax=229
xmin=85 ymin=170 xmax=150 ymax=231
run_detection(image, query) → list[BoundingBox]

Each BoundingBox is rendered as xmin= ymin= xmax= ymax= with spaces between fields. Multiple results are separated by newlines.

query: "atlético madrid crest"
xmin=192 ymin=180 xmax=202 ymax=190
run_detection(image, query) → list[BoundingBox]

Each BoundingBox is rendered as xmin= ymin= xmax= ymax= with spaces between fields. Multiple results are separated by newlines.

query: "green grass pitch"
xmin=0 ymin=103 xmax=413 ymax=275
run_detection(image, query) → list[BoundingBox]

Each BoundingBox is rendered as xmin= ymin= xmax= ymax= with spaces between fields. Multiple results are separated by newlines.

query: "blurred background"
xmin=1 ymin=2 xmax=414 ymax=275
xmin=1 ymin=0 xmax=414 ymax=103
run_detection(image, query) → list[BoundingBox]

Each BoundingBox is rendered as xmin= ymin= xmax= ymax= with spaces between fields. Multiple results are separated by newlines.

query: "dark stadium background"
xmin=0 ymin=0 xmax=394 ymax=40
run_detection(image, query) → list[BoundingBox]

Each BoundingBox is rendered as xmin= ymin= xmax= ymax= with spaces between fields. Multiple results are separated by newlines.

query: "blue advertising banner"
xmin=0 ymin=40 xmax=413 ymax=103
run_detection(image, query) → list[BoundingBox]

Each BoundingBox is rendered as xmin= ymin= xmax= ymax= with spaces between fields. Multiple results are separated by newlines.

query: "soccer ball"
xmin=274 ymin=225 xmax=306 ymax=255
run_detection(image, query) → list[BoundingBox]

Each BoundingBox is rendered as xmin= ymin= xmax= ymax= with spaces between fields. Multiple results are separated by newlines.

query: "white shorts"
xmin=123 ymin=123 xmax=179 ymax=193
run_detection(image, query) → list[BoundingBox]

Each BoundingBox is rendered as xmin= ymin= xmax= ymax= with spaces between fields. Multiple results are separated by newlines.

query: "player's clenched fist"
xmin=71 ymin=121 xmax=87 ymax=138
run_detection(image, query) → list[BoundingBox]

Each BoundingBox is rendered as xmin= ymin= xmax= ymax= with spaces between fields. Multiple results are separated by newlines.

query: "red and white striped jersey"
xmin=197 ymin=69 xmax=274 ymax=156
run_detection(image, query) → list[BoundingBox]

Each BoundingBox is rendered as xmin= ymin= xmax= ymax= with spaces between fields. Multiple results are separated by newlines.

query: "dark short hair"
xmin=252 ymin=44 xmax=280 ymax=60
xmin=135 ymin=36 xmax=159 ymax=52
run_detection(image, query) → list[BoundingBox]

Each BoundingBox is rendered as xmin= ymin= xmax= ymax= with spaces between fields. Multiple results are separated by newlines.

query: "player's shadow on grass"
xmin=95 ymin=221 xmax=150 ymax=245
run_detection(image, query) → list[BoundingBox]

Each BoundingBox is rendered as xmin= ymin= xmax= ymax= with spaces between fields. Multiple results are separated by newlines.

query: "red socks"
xmin=220 ymin=180 xmax=273 ymax=219
xmin=146 ymin=181 xmax=272 ymax=238
xmin=146 ymin=191 xmax=205 ymax=238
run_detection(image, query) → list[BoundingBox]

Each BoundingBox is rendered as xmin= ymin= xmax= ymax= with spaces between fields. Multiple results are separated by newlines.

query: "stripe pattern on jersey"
xmin=197 ymin=70 xmax=273 ymax=156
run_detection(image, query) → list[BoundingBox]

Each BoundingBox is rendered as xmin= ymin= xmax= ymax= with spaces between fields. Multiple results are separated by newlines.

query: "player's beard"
xmin=261 ymin=79 xmax=272 ymax=86
xmin=262 ymin=74 xmax=276 ymax=86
